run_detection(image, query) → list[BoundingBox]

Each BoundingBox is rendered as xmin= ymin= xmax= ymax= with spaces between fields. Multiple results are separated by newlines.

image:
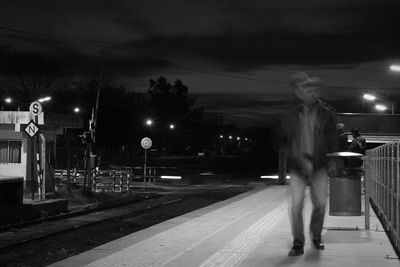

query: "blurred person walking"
xmin=281 ymin=72 xmax=337 ymax=256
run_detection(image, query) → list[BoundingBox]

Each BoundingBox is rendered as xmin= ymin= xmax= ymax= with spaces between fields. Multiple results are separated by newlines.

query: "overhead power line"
xmin=1 ymin=26 xmax=400 ymax=86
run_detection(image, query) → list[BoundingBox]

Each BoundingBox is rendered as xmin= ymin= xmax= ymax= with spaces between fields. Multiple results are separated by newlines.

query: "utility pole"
xmin=85 ymin=49 xmax=104 ymax=190
xmin=93 ymin=49 xmax=104 ymax=148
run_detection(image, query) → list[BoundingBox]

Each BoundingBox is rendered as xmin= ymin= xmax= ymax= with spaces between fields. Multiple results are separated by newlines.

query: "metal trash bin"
xmin=327 ymin=152 xmax=364 ymax=216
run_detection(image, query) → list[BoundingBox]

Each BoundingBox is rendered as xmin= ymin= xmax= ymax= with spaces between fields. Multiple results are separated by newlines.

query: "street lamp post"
xmin=389 ymin=64 xmax=400 ymax=114
xmin=362 ymin=93 xmax=394 ymax=114
xmin=362 ymin=93 xmax=376 ymax=113
xmin=375 ymin=103 xmax=394 ymax=114
xmin=3 ymin=97 xmax=20 ymax=110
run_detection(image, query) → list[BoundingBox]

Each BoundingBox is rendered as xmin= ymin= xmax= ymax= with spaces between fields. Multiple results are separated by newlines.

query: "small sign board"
xmin=29 ymin=101 xmax=42 ymax=116
xmin=24 ymin=120 xmax=40 ymax=138
xmin=141 ymin=137 xmax=152 ymax=150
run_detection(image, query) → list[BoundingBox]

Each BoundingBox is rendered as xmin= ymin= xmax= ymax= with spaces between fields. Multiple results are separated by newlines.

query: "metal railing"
xmin=365 ymin=143 xmax=400 ymax=251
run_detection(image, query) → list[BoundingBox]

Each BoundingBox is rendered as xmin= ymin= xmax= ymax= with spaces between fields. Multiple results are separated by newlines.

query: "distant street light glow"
xmin=375 ymin=104 xmax=388 ymax=111
xmin=327 ymin=152 xmax=363 ymax=157
xmin=229 ymin=135 xmax=233 ymax=139
xmin=74 ymin=107 xmax=80 ymax=113
xmin=161 ymin=175 xmax=181 ymax=180
xmin=363 ymin=94 xmax=376 ymax=101
xmin=38 ymin=96 xmax=52 ymax=103
xmin=169 ymin=124 xmax=175 ymax=129
xmin=237 ymin=137 xmax=240 ymax=140
xmin=260 ymin=175 xmax=291 ymax=180
xmin=390 ymin=65 xmax=400 ymax=72
xmin=5 ymin=97 xmax=12 ymax=103
xmin=145 ymin=119 xmax=153 ymax=126
xmin=219 ymin=135 xmax=223 ymax=138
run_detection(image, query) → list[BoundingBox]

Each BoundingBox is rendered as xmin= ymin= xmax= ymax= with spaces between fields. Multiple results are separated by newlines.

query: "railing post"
xmin=391 ymin=144 xmax=395 ymax=230
xmin=112 ymin=171 xmax=116 ymax=192
xmin=397 ymin=143 xmax=399 ymax=245
xmin=365 ymin=152 xmax=371 ymax=230
xmin=368 ymin=142 xmax=400 ymax=252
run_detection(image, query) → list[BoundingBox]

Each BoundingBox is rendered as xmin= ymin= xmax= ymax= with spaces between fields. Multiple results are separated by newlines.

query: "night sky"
xmin=1 ymin=0 xmax=400 ymax=126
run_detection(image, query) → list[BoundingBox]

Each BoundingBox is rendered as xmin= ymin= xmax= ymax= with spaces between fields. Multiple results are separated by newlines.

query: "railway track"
xmin=0 ymin=193 xmax=183 ymax=253
xmin=0 ymin=184 xmax=260 ymax=267
xmin=0 ymin=184 xmax=245 ymax=254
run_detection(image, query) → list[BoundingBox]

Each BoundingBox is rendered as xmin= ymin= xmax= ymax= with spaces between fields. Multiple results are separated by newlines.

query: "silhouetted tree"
xmin=147 ymin=76 xmax=203 ymax=153
xmin=1 ymin=53 xmax=60 ymax=108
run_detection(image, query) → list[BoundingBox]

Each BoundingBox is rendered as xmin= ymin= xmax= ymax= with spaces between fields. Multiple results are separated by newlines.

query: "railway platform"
xmin=51 ymin=184 xmax=399 ymax=266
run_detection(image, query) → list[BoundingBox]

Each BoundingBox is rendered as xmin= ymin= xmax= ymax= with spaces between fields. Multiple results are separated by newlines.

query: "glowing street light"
xmin=229 ymin=135 xmax=233 ymax=140
xmin=390 ymin=65 xmax=400 ymax=72
xmin=237 ymin=137 xmax=241 ymax=140
xmin=219 ymin=135 xmax=223 ymax=139
xmin=169 ymin=124 xmax=175 ymax=130
xmin=363 ymin=94 xmax=376 ymax=101
xmin=145 ymin=119 xmax=153 ymax=126
xmin=375 ymin=104 xmax=388 ymax=111
xmin=74 ymin=107 xmax=80 ymax=113
xmin=38 ymin=96 xmax=52 ymax=103
xmin=2 ymin=97 xmax=22 ymax=111
xmin=362 ymin=93 xmax=378 ymax=113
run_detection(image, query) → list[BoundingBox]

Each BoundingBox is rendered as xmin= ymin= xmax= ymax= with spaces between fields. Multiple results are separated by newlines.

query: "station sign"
xmin=141 ymin=137 xmax=152 ymax=150
xmin=24 ymin=120 xmax=40 ymax=138
xmin=29 ymin=101 xmax=42 ymax=116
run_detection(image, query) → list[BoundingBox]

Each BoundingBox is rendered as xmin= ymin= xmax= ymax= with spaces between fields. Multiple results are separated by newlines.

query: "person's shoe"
xmin=288 ymin=245 xmax=304 ymax=256
xmin=312 ymin=239 xmax=325 ymax=250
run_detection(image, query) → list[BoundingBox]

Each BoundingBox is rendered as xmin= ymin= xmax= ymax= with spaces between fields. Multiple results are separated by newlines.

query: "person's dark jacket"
xmin=349 ymin=136 xmax=366 ymax=155
xmin=337 ymin=131 xmax=349 ymax=151
xmin=280 ymin=100 xmax=338 ymax=174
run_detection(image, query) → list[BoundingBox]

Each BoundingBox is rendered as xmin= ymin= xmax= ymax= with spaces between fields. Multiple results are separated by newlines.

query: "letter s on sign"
xmin=29 ymin=101 xmax=42 ymax=116
xmin=33 ymin=103 xmax=39 ymax=113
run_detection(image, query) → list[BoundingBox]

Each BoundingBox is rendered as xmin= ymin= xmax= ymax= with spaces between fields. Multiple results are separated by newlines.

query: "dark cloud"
xmin=138 ymin=33 xmax=400 ymax=72
xmin=2 ymin=1 xmax=400 ymax=64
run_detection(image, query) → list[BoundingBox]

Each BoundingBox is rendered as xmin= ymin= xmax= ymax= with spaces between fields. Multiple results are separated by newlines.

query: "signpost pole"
xmin=27 ymin=101 xmax=43 ymax=200
xmin=34 ymin=115 xmax=39 ymax=199
xmin=34 ymin=114 xmax=43 ymax=199
xmin=140 ymin=137 xmax=152 ymax=190
xmin=30 ymin=134 xmax=35 ymax=200
xmin=144 ymin=149 xmax=147 ymax=189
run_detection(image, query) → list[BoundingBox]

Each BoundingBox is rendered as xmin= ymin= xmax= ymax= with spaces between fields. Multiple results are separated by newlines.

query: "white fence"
xmin=54 ymin=166 xmax=181 ymax=192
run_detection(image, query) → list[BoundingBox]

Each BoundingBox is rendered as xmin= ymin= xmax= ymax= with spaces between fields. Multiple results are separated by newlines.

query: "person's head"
xmin=351 ymin=128 xmax=360 ymax=138
xmin=336 ymin=123 xmax=345 ymax=132
xmin=290 ymin=72 xmax=322 ymax=105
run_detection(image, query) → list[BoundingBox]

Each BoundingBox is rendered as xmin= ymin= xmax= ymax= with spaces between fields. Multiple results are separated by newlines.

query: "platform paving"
xmin=51 ymin=184 xmax=399 ymax=267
